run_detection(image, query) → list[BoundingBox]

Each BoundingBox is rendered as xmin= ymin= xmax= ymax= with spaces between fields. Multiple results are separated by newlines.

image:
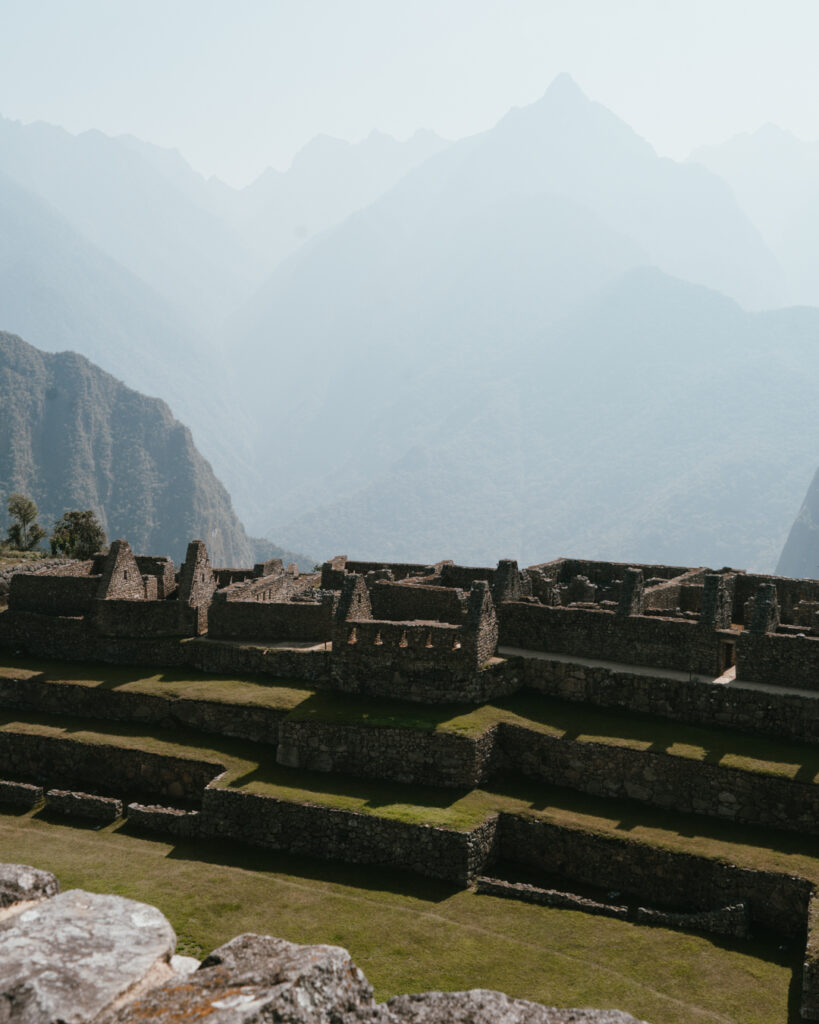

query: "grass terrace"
xmin=0 ymin=810 xmax=804 ymax=1024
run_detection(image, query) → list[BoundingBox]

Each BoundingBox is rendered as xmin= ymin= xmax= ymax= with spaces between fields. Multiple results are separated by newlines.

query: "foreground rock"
xmin=0 ymin=863 xmax=648 ymax=1023
xmin=0 ymin=889 xmax=176 ymax=1022
xmin=100 ymin=933 xmax=648 ymax=1024
xmin=385 ymin=991 xmax=647 ymax=1023
xmin=0 ymin=864 xmax=59 ymax=910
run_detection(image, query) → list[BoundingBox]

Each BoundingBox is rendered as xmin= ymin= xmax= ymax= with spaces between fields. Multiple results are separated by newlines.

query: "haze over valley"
xmin=2 ymin=4 xmax=819 ymax=577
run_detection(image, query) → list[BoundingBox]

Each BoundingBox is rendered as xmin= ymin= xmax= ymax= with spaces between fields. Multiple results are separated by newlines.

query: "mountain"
xmin=0 ymin=331 xmax=257 ymax=565
xmin=776 ymin=470 xmax=819 ymax=578
xmin=267 ymin=268 xmax=819 ymax=573
xmin=691 ymin=125 xmax=819 ymax=307
xmin=0 ymin=115 xmax=257 ymax=326
xmin=229 ymin=74 xmax=787 ymax=539
xmin=0 ymin=166 xmax=260 ymax=519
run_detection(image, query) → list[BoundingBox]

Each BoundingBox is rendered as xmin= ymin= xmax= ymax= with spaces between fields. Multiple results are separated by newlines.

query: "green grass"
xmin=0 ymin=810 xmax=801 ymax=1024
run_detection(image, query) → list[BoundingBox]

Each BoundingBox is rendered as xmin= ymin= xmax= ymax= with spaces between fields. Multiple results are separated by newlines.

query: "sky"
xmin=1 ymin=0 xmax=818 ymax=186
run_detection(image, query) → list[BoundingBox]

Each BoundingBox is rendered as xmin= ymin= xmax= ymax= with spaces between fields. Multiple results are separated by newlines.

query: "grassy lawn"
xmin=0 ymin=810 xmax=801 ymax=1024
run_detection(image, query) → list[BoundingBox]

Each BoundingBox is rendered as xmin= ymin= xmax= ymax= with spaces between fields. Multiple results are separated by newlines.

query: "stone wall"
xmin=208 ymin=597 xmax=334 ymax=642
xmin=499 ymin=602 xmax=725 ymax=675
xmin=276 ymin=720 xmax=499 ymax=788
xmin=9 ymin=573 xmax=99 ymax=616
xmin=369 ymin=581 xmax=466 ymax=624
xmin=93 ymin=599 xmax=188 ymax=638
xmin=199 ymin=787 xmax=499 ymax=886
xmin=515 ymin=654 xmax=819 ymax=744
xmin=736 ymin=632 xmax=819 ymax=692
xmin=499 ymin=721 xmax=819 ymax=835
xmin=496 ymin=814 xmax=813 ymax=935
xmin=0 ymin=731 xmax=222 ymax=804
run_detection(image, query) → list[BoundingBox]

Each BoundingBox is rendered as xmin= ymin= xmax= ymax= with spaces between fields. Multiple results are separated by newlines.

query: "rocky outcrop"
xmin=0 ymin=863 xmax=650 ymax=1023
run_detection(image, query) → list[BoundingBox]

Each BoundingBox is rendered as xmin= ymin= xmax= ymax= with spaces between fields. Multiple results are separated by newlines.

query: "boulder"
xmin=97 ymin=932 xmax=375 ymax=1023
xmin=0 ymin=865 xmax=59 ymax=909
xmin=0 ymin=889 xmax=175 ymax=1022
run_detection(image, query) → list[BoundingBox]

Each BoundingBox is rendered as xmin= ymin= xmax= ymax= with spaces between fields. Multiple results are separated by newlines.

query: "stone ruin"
xmin=5 ymin=544 xmax=819 ymax=699
xmin=0 ymin=862 xmax=647 ymax=1023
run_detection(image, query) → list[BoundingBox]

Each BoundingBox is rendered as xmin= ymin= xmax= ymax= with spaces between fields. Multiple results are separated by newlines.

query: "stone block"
xmin=0 ymin=780 xmax=43 ymax=808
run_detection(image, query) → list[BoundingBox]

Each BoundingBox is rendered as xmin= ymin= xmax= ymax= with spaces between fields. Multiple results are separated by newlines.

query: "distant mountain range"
xmin=3 ymin=75 xmax=819 ymax=573
xmin=692 ymin=125 xmax=819 ymax=308
xmin=0 ymin=332 xmax=308 ymax=567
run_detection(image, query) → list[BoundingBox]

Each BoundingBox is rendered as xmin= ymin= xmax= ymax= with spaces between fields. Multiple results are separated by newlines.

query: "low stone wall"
xmin=0 ymin=731 xmax=222 ymax=805
xmin=737 ymin=632 xmax=819 ymax=692
xmin=498 ymin=603 xmax=724 ymax=675
xmin=804 ymin=891 xmax=819 ymax=1020
xmin=276 ymin=720 xmax=498 ymax=788
xmin=0 ymin=676 xmax=285 ymax=745
xmin=515 ymin=654 xmax=819 ymax=745
xmin=199 ymin=788 xmax=499 ymax=886
xmin=497 ymin=814 xmax=812 ymax=935
xmin=475 ymin=876 xmax=628 ymax=920
xmin=45 ymin=789 xmax=122 ymax=823
xmin=0 ymin=780 xmax=42 ymax=807
xmin=126 ymin=802 xmax=201 ymax=839
xmin=499 ymin=721 xmax=819 ymax=835
xmin=632 ymin=902 xmax=750 ymax=939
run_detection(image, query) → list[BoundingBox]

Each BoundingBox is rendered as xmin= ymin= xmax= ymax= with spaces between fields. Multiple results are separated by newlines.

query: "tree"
xmin=50 ymin=510 xmax=107 ymax=559
xmin=6 ymin=493 xmax=46 ymax=551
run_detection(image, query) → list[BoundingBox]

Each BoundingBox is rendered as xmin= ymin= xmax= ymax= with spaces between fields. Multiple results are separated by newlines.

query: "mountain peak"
xmin=541 ymin=72 xmax=588 ymax=104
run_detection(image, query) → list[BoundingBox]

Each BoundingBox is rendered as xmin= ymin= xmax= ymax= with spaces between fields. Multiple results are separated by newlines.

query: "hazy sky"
xmin=1 ymin=0 xmax=818 ymax=186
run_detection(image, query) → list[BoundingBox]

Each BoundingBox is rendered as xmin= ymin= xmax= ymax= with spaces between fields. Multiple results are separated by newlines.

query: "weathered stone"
xmin=0 ymin=865 xmax=59 ymax=909
xmin=0 ymin=889 xmax=176 ymax=1022
xmin=97 ymin=933 xmax=374 ymax=1023
xmin=384 ymin=990 xmax=648 ymax=1023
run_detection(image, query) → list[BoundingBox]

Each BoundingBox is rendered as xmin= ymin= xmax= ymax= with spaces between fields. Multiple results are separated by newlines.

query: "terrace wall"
xmin=515 ymin=654 xmax=819 ymax=744
xmin=499 ymin=722 xmax=819 ymax=835
xmin=498 ymin=603 xmax=726 ymax=675
xmin=199 ymin=787 xmax=499 ymax=886
xmin=276 ymin=720 xmax=499 ymax=788
xmin=0 ymin=730 xmax=221 ymax=805
xmin=496 ymin=815 xmax=812 ymax=935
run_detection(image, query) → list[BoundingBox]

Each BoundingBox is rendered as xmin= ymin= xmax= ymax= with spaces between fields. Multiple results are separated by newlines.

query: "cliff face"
xmin=0 ymin=331 xmax=254 ymax=565
xmin=777 ymin=469 xmax=819 ymax=579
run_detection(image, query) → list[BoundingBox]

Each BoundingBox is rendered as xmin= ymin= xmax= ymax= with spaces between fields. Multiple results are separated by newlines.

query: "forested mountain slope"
xmin=0 ymin=332 xmax=256 ymax=565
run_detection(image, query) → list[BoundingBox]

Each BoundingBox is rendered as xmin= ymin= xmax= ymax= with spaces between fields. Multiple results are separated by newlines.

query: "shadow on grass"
xmin=284 ymin=691 xmax=473 ymax=732
xmin=493 ymin=690 xmax=819 ymax=780
xmin=229 ymin=759 xmax=469 ymax=815
xmin=485 ymin=778 xmax=819 ymax=864
xmin=161 ymin=832 xmax=461 ymax=903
